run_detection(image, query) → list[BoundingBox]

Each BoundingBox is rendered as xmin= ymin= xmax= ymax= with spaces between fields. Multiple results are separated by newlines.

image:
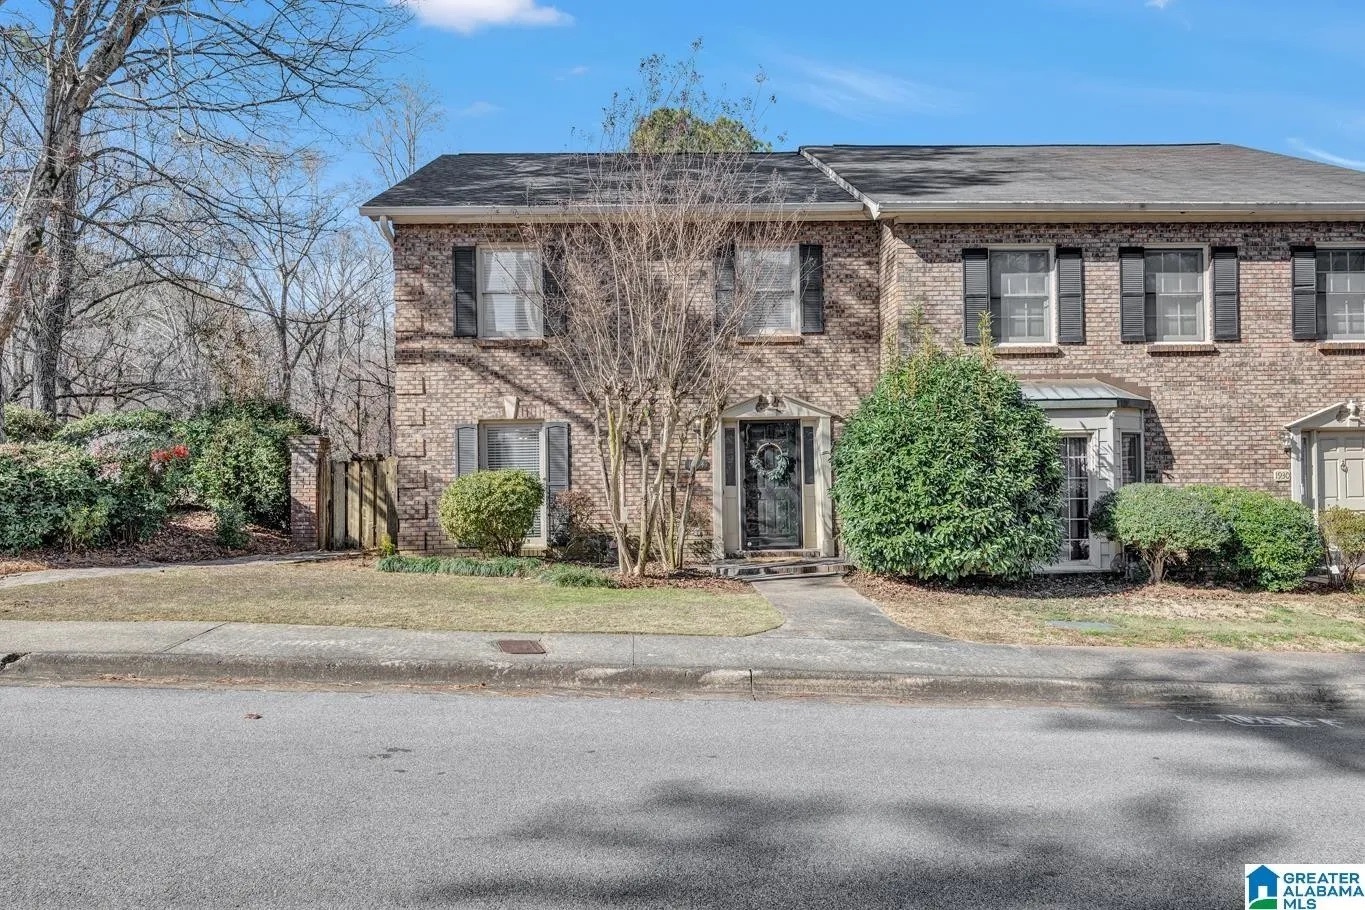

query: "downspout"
xmin=371 ymin=215 xmax=395 ymax=247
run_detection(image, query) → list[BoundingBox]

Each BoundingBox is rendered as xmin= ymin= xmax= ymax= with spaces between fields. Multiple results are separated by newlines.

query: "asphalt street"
xmin=1 ymin=685 xmax=1360 ymax=909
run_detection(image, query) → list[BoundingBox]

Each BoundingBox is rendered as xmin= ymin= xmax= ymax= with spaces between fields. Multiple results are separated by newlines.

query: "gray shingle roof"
xmin=361 ymin=152 xmax=859 ymax=210
xmin=801 ymin=143 xmax=1365 ymax=210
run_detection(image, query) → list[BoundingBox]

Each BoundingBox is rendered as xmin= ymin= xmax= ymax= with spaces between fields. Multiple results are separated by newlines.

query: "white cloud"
xmin=565 ymin=64 xmax=589 ymax=77
xmin=454 ymin=100 xmax=500 ymax=117
xmin=404 ymin=0 xmax=571 ymax=34
xmin=1146 ymin=0 xmax=1172 ymax=9
xmin=784 ymin=58 xmax=962 ymax=119
xmin=1288 ymin=137 xmax=1365 ymax=170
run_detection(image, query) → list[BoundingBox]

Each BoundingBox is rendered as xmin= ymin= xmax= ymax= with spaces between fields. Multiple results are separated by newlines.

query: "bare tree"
xmin=360 ymin=80 xmax=446 ymax=187
xmin=533 ymin=50 xmax=800 ymax=576
xmin=0 ymin=0 xmax=404 ymax=439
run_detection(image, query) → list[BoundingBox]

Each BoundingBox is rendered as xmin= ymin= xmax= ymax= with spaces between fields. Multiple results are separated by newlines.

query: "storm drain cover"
xmin=1046 ymin=620 xmax=1117 ymax=632
xmin=496 ymin=639 xmax=546 ymax=655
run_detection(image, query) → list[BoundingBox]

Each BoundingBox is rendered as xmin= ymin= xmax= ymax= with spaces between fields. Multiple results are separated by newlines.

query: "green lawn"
xmin=0 ymin=560 xmax=781 ymax=637
xmin=853 ymin=574 xmax=1365 ymax=652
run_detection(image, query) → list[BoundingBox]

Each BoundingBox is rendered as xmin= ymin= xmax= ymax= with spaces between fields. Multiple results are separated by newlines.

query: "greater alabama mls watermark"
xmin=1246 ymin=865 xmax=1365 ymax=910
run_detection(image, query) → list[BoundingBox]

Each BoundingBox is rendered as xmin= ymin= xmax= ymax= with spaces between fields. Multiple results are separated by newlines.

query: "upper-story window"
xmin=1145 ymin=249 xmax=1204 ymax=342
xmin=990 ymin=250 xmax=1051 ymax=343
xmin=479 ymin=248 xmax=543 ymax=339
xmin=738 ymin=246 xmax=800 ymax=336
xmin=1318 ymin=249 xmax=1365 ymax=341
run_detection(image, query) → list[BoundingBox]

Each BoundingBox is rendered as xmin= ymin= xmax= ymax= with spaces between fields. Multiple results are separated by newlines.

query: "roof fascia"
xmin=359 ymin=201 xmax=868 ymax=223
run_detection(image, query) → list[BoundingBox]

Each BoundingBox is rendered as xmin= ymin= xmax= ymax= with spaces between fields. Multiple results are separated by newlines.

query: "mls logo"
xmin=1248 ymin=865 xmax=1279 ymax=910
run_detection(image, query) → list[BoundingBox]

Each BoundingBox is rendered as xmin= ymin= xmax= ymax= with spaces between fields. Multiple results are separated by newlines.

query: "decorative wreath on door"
xmin=749 ymin=442 xmax=794 ymax=484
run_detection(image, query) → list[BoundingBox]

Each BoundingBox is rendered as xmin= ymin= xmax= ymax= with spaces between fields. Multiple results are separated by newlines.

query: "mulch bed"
xmin=0 ymin=508 xmax=295 ymax=577
xmin=614 ymin=571 xmax=752 ymax=594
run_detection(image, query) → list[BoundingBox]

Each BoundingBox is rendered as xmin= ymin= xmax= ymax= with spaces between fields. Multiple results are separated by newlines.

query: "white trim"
xmin=1052 ymin=430 xmax=1102 ymax=571
xmin=476 ymin=245 xmax=544 ymax=340
xmin=361 ymin=201 xmax=868 ymax=224
xmin=1141 ymin=243 xmax=1212 ymax=343
xmin=736 ymin=244 xmax=801 ymax=337
xmin=987 ymin=244 xmax=1057 ymax=346
xmin=712 ymin=395 xmax=837 ymax=558
xmin=1313 ymin=246 xmax=1365 ymax=342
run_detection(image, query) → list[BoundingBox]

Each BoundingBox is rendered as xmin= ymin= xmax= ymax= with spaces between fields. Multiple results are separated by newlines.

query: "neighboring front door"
xmin=741 ymin=420 xmax=802 ymax=550
xmin=1320 ymin=432 xmax=1365 ymax=511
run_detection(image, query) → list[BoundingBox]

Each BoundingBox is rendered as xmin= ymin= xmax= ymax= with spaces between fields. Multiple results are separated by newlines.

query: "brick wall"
xmin=391 ymin=220 xmax=883 ymax=553
xmin=887 ymin=221 xmax=1365 ymax=491
xmin=392 ymin=215 xmax=1365 ymax=553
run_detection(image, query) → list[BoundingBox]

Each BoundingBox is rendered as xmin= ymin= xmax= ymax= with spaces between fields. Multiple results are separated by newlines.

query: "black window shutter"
xmin=1056 ymin=248 xmax=1085 ymax=344
xmin=455 ymin=424 xmax=479 ymax=477
xmin=723 ymin=428 xmax=737 ymax=487
xmin=545 ymin=421 xmax=570 ymax=497
xmin=1211 ymin=246 xmax=1240 ymax=342
xmin=799 ymin=243 xmax=825 ymax=334
xmin=453 ymin=247 xmax=478 ymax=337
xmin=801 ymin=426 xmax=815 ymax=485
xmin=542 ymin=251 xmax=566 ymax=336
xmin=714 ymin=243 xmax=736 ymax=331
xmin=1119 ymin=247 xmax=1147 ymax=343
xmin=962 ymin=248 xmax=990 ymax=344
xmin=1291 ymin=246 xmax=1318 ymax=341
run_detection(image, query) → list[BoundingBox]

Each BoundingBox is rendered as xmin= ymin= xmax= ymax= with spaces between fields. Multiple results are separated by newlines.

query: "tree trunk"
xmin=33 ymin=168 xmax=78 ymax=417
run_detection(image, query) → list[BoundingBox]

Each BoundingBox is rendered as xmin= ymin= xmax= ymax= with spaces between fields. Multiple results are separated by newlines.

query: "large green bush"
xmin=1188 ymin=486 xmax=1323 ymax=591
xmin=1321 ymin=506 xmax=1365 ymax=587
xmin=831 ymin=344 xmax=1063 ymax=580
xmin=0 ymin=434 xmax=192 ymax=552
xmin=0 ymin=443 xmax=106 ymax=551
xmin=54 ymin=409 xmax=177 ymax=448
xmin=1090 ymin=484 xmax=1230 ymax=584
xmin=183 ymin=400 xmax=313 ymax=529
xmin=438 ymin=470 xmax=545 ymax=556
xmin=2 ymin=404 xmax=58 ymax=442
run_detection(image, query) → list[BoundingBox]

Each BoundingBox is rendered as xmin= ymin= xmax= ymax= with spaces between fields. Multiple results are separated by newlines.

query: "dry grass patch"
xmin=0 ymin=559 xmax=780 ymax=637
xmin=853 ymin=573 xmax=1365 ymax=652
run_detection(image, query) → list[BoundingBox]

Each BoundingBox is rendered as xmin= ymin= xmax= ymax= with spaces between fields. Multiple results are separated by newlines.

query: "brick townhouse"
xmin=362 ymin=144 xmax=1365 ymax=570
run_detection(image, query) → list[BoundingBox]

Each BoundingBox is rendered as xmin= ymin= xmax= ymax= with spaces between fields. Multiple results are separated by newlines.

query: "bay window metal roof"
xmin=1019 ymin=379 xmax=1150 ymax=410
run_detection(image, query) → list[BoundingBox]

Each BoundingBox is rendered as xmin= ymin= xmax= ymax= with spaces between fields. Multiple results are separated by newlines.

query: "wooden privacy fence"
xmin=324 ymin=455 xmax=398 ymax=551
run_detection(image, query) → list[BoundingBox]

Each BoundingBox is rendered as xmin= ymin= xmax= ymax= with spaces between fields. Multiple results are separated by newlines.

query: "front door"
xmin=741 ymin=420 xmax=802 ymax=550
xmin=1320 ymin=432 xmax=1365 ymax=511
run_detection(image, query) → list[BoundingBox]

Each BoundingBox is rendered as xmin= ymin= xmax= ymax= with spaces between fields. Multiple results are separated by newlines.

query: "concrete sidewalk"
xmin=2 ymin=617 xmax=1362 ymax=709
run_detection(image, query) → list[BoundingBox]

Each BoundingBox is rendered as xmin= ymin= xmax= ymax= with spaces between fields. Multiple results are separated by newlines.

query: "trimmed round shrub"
xmin=1090 ymin=484 xmax=1230 ymax=584
xmin=1188 ymin=486 xmax=1323 ymax=591
xmin=438 ymin=470 xmax=545 ymax=556
xmin=831 ymin=346 xmax=1063 ymax=580
xmin=2 ymin=404 xmax=58 ymax=442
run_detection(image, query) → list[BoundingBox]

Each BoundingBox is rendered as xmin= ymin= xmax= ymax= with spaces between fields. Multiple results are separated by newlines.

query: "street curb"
xmin=3 ymin=650 xmax=1362 ymax=709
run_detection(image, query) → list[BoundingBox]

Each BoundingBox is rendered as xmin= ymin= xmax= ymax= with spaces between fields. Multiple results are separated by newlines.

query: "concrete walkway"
xmin=750 ymin=575 xmax=949 ymax=641
xmin=2 ymin=616 xmax=1362 ymax=709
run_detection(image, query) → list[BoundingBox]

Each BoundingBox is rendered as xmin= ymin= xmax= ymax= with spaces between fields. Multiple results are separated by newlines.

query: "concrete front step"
xmin=712 ymin=558 xmax=849 ymax=580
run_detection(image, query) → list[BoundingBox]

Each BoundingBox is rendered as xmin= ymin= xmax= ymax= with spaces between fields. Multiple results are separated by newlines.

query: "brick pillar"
xmin=288 ymin=435 xmax=330 ymax=550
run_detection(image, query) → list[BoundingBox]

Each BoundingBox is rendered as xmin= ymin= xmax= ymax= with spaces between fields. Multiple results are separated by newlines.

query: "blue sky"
xmin=381 ymin=0 xmax=1365 ymax=173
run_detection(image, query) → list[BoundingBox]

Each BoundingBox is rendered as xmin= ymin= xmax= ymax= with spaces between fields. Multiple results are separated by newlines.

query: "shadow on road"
xmin=408 ymin=778 xmax=1281 ymax=908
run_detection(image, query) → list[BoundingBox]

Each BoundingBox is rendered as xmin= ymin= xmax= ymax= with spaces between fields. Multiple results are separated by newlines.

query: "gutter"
xmin=359 ymin=200 xmax=868 ymax=223
xmin=877 ymin=201 xmax=1365 ymax=221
